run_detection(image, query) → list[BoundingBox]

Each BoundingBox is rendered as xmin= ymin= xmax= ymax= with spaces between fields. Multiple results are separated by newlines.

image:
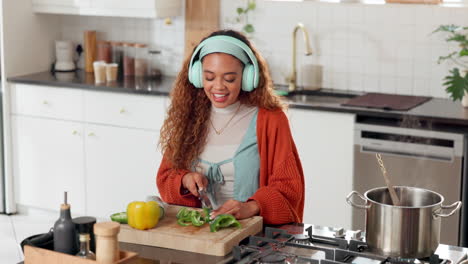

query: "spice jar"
xmin=149 ymin=50 xmax=162 ymax=79
xmin=94 ymin=222 xmax=120 ymax=264
xmin=123 ymin=43 xmax=135 ymax=76
xmin=110 ymin=42 xmax=124 ymax=78
xmin=96 ymin=41 xmax=111 ymax=63
xmin=134 ymin=43 xmax=148 ymax=77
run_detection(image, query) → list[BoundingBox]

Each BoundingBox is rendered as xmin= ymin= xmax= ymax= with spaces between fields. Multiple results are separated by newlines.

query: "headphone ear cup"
xmin=190 ymin=60 xmax=204 ymax=88
xmin=242 ymin=63 xmax=255 ymax=92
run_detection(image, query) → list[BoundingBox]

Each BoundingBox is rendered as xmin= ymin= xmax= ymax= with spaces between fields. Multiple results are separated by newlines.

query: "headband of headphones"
xmin=188 ymin=35 xmax=259 ymax=90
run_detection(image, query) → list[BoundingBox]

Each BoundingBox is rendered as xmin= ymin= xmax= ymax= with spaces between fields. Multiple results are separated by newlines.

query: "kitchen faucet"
xmin=288 ymin=23 xmax=313 ymax=92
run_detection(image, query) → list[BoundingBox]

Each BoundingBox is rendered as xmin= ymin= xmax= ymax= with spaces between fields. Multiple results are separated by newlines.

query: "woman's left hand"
xmin=211 ymin=200 xmax=260 ymax=220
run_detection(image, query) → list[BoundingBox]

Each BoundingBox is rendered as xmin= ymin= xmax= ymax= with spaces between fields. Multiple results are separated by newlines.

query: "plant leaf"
xmin=432 ymin=24 xmax=462 ymax=34
xmin=248 ymin=1 xmax=256 ymax=10
xmin=443 ymin=68 xmax=468 ymax=101
xmin=243 ymin=24 xmax=254 ymax=33
xmin=460 ymin=49 xmax=468 ymax=57
xmin=237 ymin=7 xmax=244 ymax=15
xmin=437 ymin=51 xmax=457 ymax=64
xmin=447 ymin=33 xmax=467 ymax=43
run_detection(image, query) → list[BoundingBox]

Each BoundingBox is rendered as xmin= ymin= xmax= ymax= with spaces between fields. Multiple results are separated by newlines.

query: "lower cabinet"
xmin=84 ymin=124 xmax=161 ymax=219
xmin=11 ymin=115 xmax=86 ymax=214
xmin=288 ymin=109 xmax=355 ymax=229
xmin=10 ymin=85 xmax=168 ymax=217
xmin=11 ymin=116 xmax=162 ymax=217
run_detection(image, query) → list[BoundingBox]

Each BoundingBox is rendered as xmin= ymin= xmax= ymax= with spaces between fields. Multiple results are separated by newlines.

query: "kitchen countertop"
xmin=8 ymin=70 xmax=174 ymax=96
xmin=8 ymin=71 xmax=468 ymax=129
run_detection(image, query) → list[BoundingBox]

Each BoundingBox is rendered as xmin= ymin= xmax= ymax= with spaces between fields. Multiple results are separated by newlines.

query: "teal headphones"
xmin=188 ymin=35 xmax=260 ymax=92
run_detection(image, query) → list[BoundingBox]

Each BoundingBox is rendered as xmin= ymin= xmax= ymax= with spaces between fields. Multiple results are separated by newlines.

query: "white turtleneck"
xmin=197 ymin=101 xmax=257 ymax=208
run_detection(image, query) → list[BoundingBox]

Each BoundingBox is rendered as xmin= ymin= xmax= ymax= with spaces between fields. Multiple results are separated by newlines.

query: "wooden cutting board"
xmin=118 ymin=205 xmax=263 ymax=256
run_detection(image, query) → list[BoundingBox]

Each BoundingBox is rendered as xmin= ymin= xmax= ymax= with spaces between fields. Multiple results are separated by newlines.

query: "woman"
xmin=157 ymin=30 xmax=304 ymax=225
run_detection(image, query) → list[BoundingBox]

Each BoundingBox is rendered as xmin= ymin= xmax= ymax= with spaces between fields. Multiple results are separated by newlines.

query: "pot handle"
xmin=433 ymin=201 xmax=462 ymax=218
xmin=346 ymin=191 xmax=370 ymax=209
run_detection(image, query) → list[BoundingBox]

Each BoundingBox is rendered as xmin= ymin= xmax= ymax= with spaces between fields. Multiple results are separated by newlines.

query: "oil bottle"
xmin=53 ymin=191 xmax=77 ymax=254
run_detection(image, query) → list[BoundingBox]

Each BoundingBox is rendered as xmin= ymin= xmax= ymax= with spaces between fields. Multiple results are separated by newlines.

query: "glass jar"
xmin=110 ymin=42 xmax=124 ymax=78
xmin=96 ymin=41 xmax=111 ymax=63
xmin=149 ymin=50 xmax=162 ymax=79
xmin=123 ymin=43 xmax=135 ymax=76
xmin=134 ymin=43 xmax=148 ymax=77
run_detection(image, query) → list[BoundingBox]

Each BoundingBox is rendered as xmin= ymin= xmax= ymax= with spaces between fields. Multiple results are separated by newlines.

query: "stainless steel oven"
xmin=352 ymin=123 xmax=465 ymax=246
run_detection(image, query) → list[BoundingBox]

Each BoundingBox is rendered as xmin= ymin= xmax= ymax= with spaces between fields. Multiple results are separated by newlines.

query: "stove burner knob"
xmin=351 ymin=230 xmax=362 ymax=240
xmin=333 ymin=227 xmax=345 ymax=238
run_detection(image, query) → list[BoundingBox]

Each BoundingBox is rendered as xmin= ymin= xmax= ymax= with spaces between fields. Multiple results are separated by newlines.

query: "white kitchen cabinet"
xmin=89 ymin=0 xmax=182 ymax=18
xmin=84 ymin=124 xmax=161 ymax=219
xmin=32 ymin=0 xmax=90 ymax=15
xmin=11 ymin=84 xmax=84 ymax=121
xmin=287 ymin=108 xmax=355 ymax=229
xmin=32 ymin=0 xmax=182 ymax=18
xmin=84 ymin=91 xmax=168 ymax=131
xmin=11 ymin=115 xmax=86 ymax=215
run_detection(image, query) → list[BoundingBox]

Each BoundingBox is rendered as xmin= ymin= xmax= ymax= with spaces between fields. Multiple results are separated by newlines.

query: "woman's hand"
xmin=182 ymin=172 xmax=208 ymax=197
xmin=211 ymin=200 xmax=260 ymax=220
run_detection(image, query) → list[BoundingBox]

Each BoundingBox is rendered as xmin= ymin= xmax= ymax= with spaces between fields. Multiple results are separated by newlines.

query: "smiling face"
xmin=201 ymin=53 xmax=244 ymax=108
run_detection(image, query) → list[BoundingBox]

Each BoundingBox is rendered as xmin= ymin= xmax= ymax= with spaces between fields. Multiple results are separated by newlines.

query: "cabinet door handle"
xmin=120 ymin=108 xmax=126 ymax=114
xmin=88 ymin=132 xmax=95 ymax=137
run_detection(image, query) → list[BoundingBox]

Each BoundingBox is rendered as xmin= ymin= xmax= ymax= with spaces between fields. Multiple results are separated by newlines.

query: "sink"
xmin=273 ymin=85 xmax=359 ymax=105
xmin=274 ymin=85 xmax=358 ymax=99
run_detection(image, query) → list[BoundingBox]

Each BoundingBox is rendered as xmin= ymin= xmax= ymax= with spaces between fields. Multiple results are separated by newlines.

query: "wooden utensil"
xmin=375 ymin=153 xmax=401 ymax=206
xmin=84 ymin=30 xmax=97 ymax=73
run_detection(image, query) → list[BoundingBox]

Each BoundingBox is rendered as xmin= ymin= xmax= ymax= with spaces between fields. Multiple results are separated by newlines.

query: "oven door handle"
xmin=361 ymin=145 xmax=453 ymax=162
xmin=346 ymin=191 xmax=370 ymax=209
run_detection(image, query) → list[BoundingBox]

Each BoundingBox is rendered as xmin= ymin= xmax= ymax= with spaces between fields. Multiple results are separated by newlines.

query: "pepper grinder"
xmin=94 ymin=222 xmax=120 ymax=264
xmin=53 ymin=191 xmax=77 ymax=254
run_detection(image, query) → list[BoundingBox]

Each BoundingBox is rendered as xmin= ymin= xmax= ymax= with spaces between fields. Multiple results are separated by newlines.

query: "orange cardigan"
xmin=156 ymin=108 xmax=305 ymax=224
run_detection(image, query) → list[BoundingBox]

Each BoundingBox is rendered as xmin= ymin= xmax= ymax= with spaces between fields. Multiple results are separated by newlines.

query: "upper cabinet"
xmin=32 ymin=0 xmax=182 ymax=18
xmin=32 ymin=0 xmax=90 ymax=15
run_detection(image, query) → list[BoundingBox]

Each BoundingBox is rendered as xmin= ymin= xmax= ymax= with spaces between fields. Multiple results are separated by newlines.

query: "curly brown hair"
xmin=159 ymin=30 xmax=285 ymax=170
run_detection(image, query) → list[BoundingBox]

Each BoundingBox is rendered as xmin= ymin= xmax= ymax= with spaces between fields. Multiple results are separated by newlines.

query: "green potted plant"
xmin=235 ymin=0 xmax=256 ymax=35
xmin=433 ymin=25 xmax=468 ymax=107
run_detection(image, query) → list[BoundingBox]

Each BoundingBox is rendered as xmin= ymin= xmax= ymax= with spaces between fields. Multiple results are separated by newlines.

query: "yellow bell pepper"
xmin=127 ymin=201 xmax=160 ymax=230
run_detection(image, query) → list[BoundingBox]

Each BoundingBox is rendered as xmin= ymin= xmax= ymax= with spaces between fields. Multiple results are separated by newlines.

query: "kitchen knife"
xmin=198 ymin=189 xmax=214 ymax=209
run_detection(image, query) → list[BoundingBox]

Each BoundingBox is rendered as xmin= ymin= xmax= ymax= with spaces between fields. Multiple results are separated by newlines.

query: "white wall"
xmin=1 ymin=0 xmax=62 ymax=214
xmin=221 ymin=0 xmax=468 ymax=98
xmin=2 ymin=1 xmax=61 ymax=77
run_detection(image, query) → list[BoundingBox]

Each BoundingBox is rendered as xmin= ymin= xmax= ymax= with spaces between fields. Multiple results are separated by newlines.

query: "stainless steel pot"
xmin=346 ymin=186 xmax=461 ymax=259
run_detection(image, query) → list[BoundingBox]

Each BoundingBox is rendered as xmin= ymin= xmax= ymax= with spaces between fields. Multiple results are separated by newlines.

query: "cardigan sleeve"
xmin=250 ymin=109 xmax=305 ymax=225
xmin=156 ymin=155 xmax=200 ymax=207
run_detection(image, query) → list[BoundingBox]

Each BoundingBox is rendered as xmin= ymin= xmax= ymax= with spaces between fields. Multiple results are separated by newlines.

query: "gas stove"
xmin=228 ymin=225 xmax=468 ymax=264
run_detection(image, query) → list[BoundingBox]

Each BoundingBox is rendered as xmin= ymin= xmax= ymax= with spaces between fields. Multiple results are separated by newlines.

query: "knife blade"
xmin=198 ymin=188 xmax=214 ymax=209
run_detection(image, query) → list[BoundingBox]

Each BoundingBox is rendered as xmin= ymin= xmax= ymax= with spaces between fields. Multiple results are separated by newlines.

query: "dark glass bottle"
xmin=73 ymin=216 xmax=97 ymax=252
xmin=53 ymin=192 xmax=77 ymax=254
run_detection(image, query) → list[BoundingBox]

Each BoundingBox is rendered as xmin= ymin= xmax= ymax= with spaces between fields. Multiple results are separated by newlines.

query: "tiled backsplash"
xmin=58 ymin=14 xmax=185 ymax=76
xmin=58 ymin=1 xmax=468 ymax=98
xmin=222 ymin=0 xmax=468 ymax=98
